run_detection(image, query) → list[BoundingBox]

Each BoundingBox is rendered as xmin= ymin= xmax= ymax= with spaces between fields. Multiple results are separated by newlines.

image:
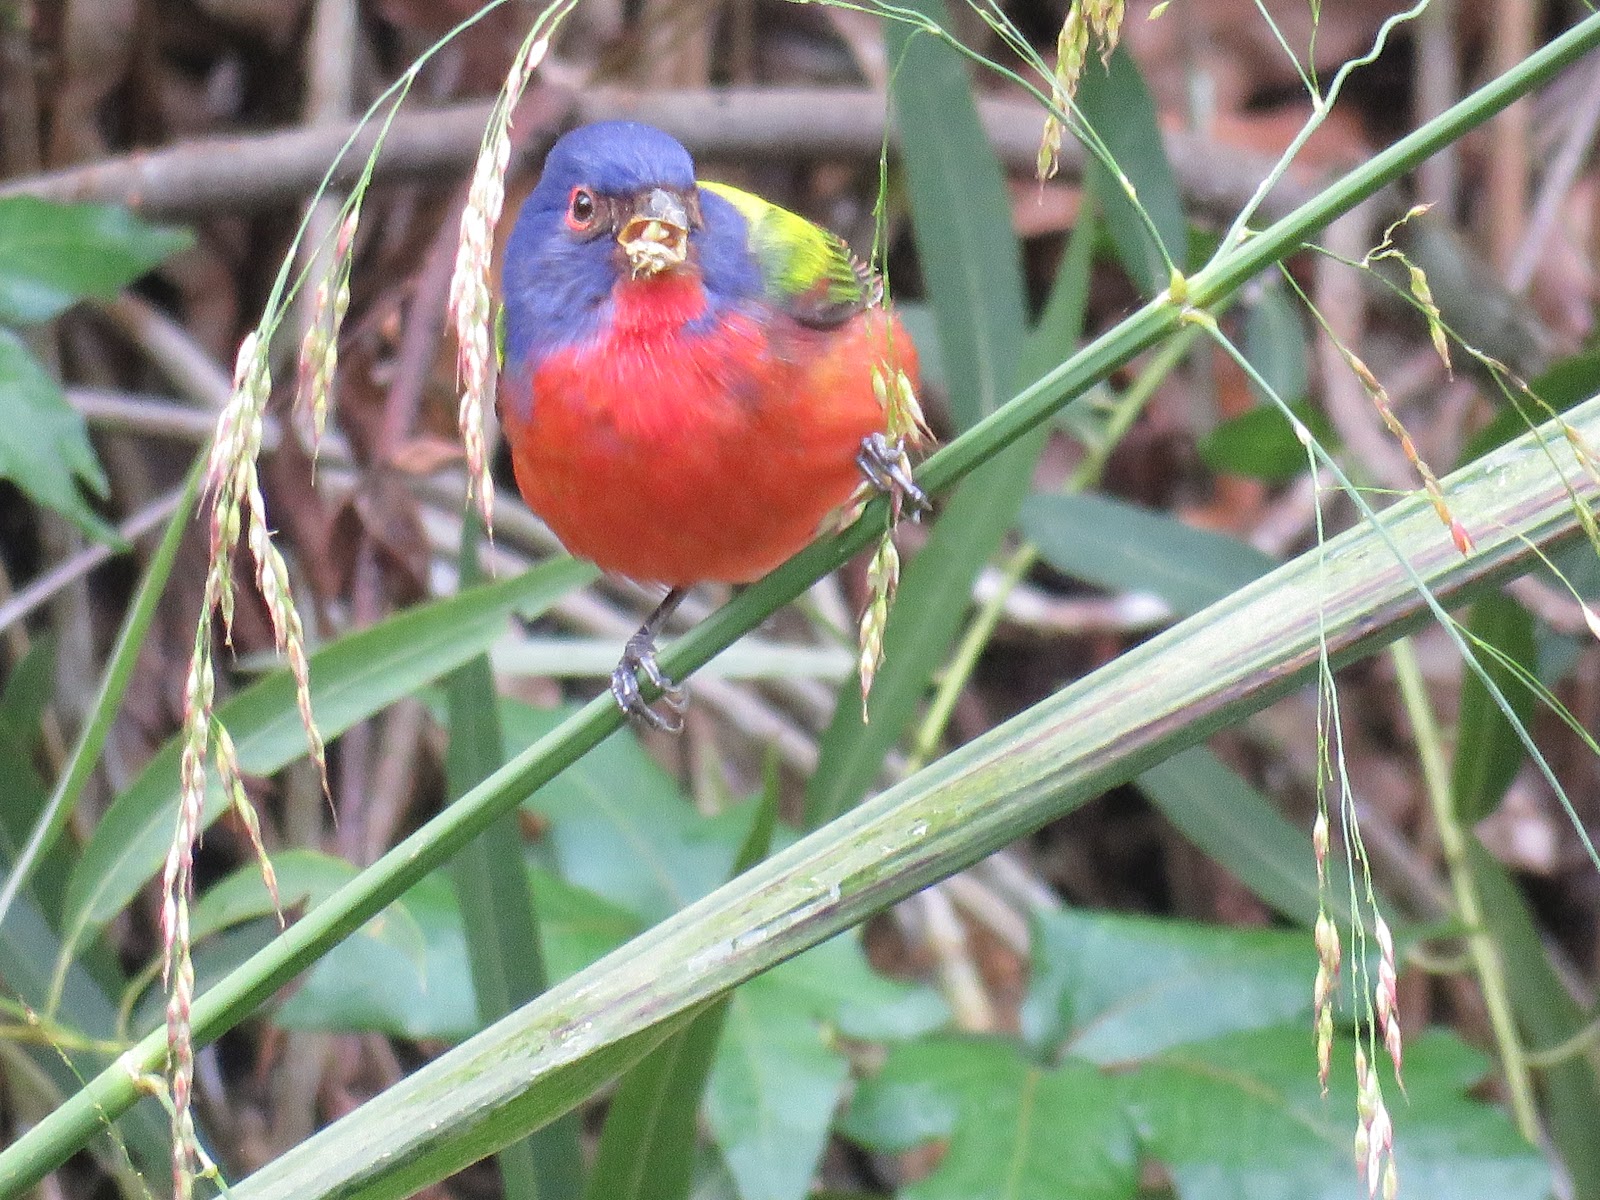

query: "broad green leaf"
xmin=445 ymin=517 xmax=579 ymax=1200
xmin=1199 ymin=398 xmax=1337 ymax=483
xmin=1451 ymin=593 xmax=1537 ymax=822
xmin=0 ymin=329 xmax=115 ymax=540
xmin=60 ymin=558 xmax=593 ymax=951
xmin=1077 ymin=48 xmax=1188 ymax=295
xmin=0 ymin=197 xmax=189 ymax=325
xmin=189 ymin=849 xmax=378 ymax=943
xmin=841 ymin=1037 xmax=1137 ymax=1200
xmin=506 ymin=702 xmax=749 ymax=919
xmin=1020 ymin=908 xmax=1310 ymax=1062
xmin=1021 ymin=493 xmax=1276 ymax=616
xmin=707 ymin=937 xmax=947 ymax=1200
xmin=1124 ymin=1027 xmax=1548 ymax=1200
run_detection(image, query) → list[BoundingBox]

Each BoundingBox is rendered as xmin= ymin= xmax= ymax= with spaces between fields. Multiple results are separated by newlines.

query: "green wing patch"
xmin=700 ymin=181 xmax=875 ymax=328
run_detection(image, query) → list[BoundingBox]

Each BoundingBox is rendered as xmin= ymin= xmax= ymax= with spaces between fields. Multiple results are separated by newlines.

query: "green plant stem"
xmin=230 ymin=393 xmax=1600 ymax=1199
xmin=3 ymin=13 xmax=1599 ymax=1189
xmin=907 ymin=326 xmax=1202 ymax=771
xmin=1390 ymin=637 xmax=1540 ymax=1142
xmin=0 ymin=456 xmax=201 ymax=931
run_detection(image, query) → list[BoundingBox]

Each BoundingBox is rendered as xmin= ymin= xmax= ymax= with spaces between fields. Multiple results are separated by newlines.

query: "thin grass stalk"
xmin=1391 ymin=639 xmax=1540 ymax=1141
xmin=0 ymin=457 xmax=202 ymax=929
xmin=2 ymin=13 xmax=1598 ymax=1188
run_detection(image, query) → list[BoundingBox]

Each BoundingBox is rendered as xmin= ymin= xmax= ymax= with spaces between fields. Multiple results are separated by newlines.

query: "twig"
xmin=1506 ymin=54 xmax=1600 ymax=294
xmin=1 ymin=89 xmax=1313 ymax=226
xmin=0 ymin=491 xmax=186 ymax=638
xmin=1413 ymin=0 xmax=1460 ymax=212
xmin=1486 ymin=0 xmax=1537 ymax=270
xmin=914 ymin=887 xmax=997 ymax=1032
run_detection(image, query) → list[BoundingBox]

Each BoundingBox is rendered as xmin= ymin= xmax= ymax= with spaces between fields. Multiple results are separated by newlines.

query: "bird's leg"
xmin=856 ymin=431 xmax=930 ymax=522
xmin=611 ymin=587 xmax=690 ymax=732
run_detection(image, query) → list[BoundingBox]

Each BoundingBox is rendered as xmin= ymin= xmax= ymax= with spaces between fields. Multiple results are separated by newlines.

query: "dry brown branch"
xmin=0 ymin=88 xmax=1313 ymax=225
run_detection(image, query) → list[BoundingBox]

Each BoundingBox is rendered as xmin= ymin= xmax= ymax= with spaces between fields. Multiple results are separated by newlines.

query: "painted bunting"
xmin=498 ymin=120 xmax=922 ymax=728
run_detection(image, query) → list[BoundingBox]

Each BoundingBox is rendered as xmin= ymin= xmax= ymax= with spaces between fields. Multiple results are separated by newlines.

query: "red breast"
xmin=500 ymin=272 xmax=917 ymax=587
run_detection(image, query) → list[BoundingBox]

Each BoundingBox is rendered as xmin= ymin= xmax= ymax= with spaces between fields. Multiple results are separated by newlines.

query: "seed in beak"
xmin=619 ymin=188 xmax=690 ymax=277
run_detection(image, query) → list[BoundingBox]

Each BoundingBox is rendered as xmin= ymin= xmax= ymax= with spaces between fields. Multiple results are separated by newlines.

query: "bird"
xmin=497 ymin=120 xmax=923 ymax=729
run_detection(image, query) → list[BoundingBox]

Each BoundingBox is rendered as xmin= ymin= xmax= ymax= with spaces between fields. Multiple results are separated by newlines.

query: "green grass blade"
xmin=1077 ymin=48 xmax=1188 ymax=294
xmin=581 ymin=785 xmax=778 ymax=1200
xmin=213 ymin=394 xmax=1600 ymax=1200
xmin=1138 ymin=746 xmax=1367 ymax=927
xmin=806 ymin=0 xmax=1031 ymax=827
xmin=887 ymin=0 xmax=1027 ymax=431
xmin=1470 ymin=840 xmax=1600 ymax=1197
xmin=57 ymin=557 xmax=594 ymax=961
xmin=0 ymin=456 xmax=201 ymax=931
xmin=445 ymin=525 xmax=583 ymax=1200
xmin=1451 ymin=593 xmax=1537 ymax=822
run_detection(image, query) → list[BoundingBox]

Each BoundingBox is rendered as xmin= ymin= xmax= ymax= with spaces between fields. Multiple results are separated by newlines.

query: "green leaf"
xmin=1020 ymin=908 xmax=1311 ymax=1063
xmin=189 ymin=849 xmax=380 ymax=942
xmin=0 ymin=197 xmax=190 ymax=325
xmin=0 ymin=328 xmax=116 ymax=540
xmin=0 ymin=886 xmax=171 ymax=1177
xmin=1021 ymin=492 xmax=1276 ymax=616
xmin=707 ymin=936 xmax=946 ymax=1200
xmin=1451 ymin=593 xmax=1538 ymax=822
xmin=445 ymin=518 xmax=579 ymax=1200
xmin=584 ymin=1000 xmax=734 ymax=1200
xmin=59 ymin=558 xmax=593 ymax=952
xmin=1124 ymin=1027 xmax=1548 ymax=1200
xmin=1471 ymin=840 xmax=1600 ymax=1195
xmin=805 ymin=133 xmax=1093 ymax=828
xmin=0 ymin=634 xmax=54 ymax=763
xmin=507 ymin=704 xmax=749 ymax=919
xmin=887 ymin=0 xmax=1027 ymax=431
xmin=1199 ymin=397 xmax=1337 ymax=483
xmin=841 ymin=1037 xmax=1138 ymax=1200
xmin=277 ymin=868 xmax=640 ymax=1039
xmin=1076 ymin=48 xmax=1188 ymax=295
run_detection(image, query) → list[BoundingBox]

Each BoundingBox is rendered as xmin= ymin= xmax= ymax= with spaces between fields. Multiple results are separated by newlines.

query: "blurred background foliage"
xmin=1 ymin=0 xmax=1599 ymax=1196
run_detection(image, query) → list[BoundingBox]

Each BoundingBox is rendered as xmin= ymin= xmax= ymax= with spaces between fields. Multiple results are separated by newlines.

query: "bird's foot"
xmin=856 ymin=432 xmax=930 ymax=522
xmin=610 ymin=628 xmax=687 ymax=733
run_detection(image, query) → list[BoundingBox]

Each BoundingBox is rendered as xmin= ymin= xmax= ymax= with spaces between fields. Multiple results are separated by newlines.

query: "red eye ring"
xmin=566 ymin=187 xmax=598 ymax=232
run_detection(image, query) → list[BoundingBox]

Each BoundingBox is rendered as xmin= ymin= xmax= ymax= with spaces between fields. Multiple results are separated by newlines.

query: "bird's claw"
xmin=856 ymin=432 xmax=930 ymax=521
xmin=610 ymin=630 xmax=687 ymax=733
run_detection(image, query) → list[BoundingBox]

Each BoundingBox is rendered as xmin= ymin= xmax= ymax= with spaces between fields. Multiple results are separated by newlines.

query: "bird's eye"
xmin=566 ymin=188 xmax=597 ymax=232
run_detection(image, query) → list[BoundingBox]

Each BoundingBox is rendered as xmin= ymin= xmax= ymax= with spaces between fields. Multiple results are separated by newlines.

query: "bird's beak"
xmin=618 ymin=188 xmax=691 ymax=278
